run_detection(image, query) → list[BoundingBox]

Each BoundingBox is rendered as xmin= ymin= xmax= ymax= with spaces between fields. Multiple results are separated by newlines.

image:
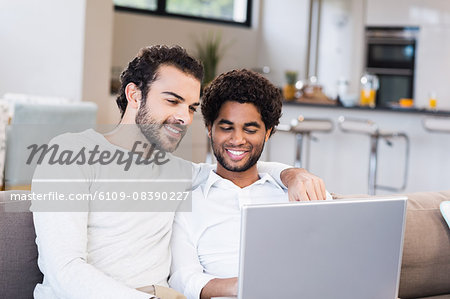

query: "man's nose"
xmin=230 ymin=130 xmax=245 ymax=145
xmin=174 ymin=106 xmax=193 ymax=125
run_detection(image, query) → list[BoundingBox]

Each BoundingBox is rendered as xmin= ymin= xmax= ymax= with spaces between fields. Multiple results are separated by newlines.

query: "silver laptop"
xmin=237 ymin=198 xmax=407 ymax=299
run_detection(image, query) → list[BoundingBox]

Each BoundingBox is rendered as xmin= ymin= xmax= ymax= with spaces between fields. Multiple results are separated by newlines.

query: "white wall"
xmin=366 ymin=0 xmax=450 ymax=109
xmin=111 ymin=9 xmax=261 ymax=80
xmin=317 ymin=0 xmax=365 ymax=97
xmin=256 ymin=0 xmax=310 ymax=86
xmin=366 ymin=0 xmax=450 ymax=26
xmin=82 ymin=0 xmax=117 ymax=124
xmin=0 ymin=0 xmax=86 ymax=101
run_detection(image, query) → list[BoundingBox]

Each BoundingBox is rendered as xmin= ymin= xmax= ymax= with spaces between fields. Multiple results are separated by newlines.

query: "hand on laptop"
xmin=281 ymin=168 xmax=326 ymax=201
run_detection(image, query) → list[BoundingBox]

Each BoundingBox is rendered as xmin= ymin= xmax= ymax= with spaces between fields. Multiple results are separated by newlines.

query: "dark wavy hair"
xmin=116 ymin=45 xmax=204 ymax=117
xmin=201 ymin=69 xmax=282 ymax=136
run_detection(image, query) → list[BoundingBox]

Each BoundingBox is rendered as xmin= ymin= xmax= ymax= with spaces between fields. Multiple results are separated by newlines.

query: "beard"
xmin=211 ymin=138 xmax=265 ymax=173
xmin=135 ymin=103 xmax=186 ymax=153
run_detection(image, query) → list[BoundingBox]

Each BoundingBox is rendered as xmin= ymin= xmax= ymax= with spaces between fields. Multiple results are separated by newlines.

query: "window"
xmin=114 ymin=0 xmax=252 ymax=27
xmin=114 ymin=0 xmax=157 ymax=11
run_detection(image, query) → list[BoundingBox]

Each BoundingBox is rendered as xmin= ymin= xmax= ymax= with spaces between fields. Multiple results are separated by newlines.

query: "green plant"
xmin=194 ymin=31 xmax=232 ymax=86
xmin=285 ymin=71 xmax=298 ymax=85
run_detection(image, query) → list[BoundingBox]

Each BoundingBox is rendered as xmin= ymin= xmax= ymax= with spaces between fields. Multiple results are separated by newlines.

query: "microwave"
xmin=365 ymin=27 xmax=419 ymax=107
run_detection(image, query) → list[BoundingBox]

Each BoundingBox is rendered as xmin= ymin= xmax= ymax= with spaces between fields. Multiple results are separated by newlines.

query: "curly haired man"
xmin=170 ymin=69 xmax=331 ymax=299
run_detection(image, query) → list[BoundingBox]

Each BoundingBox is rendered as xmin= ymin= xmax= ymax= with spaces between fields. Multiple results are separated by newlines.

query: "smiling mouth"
xmin=164 ymin=124 xmax=185 ymax=137
xmin=228 ymin=149 xmax=245 ymax=155
xmin=226 ymin=148 xmax=249 ymax=160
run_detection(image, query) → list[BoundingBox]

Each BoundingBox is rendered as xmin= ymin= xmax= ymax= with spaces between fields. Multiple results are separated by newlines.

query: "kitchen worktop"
xmin=267 ymin=101 xmax=450 ymax=195
xmin=283 ymin=101 xmax=450 ymax=116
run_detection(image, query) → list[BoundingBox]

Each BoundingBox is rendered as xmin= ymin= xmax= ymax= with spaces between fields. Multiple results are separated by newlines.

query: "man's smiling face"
xmin=209 ymin=101 xmax=271 ymax=173
xmin=136 ymin=64 xmax=201 ymax=152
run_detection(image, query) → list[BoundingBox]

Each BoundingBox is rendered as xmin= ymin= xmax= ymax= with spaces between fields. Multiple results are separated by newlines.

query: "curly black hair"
xmin=201 ymin=69 xmax=283 ymax=136
xmin=116 ymin=45 xmax=204 ymax=117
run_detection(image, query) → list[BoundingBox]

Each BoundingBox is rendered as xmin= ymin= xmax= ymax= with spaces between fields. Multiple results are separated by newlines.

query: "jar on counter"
xmin=359 ymin=72 xmax=379 ymax=108
xmin=429 ymin=91 xmax=437 ymax=110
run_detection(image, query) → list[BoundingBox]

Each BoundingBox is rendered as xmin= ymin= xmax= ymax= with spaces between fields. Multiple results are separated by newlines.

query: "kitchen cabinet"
xmin=366 ymin=0 xmax=450 ymax=110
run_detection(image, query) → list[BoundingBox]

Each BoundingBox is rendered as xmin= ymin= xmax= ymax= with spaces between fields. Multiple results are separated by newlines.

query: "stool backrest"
xmin=423 ymin=117 xmax=450 ymax=133
xmin=338 ymin=116 xmax=378 ymax=135
xmin=290 ymin=118 xmax=333 ymax=133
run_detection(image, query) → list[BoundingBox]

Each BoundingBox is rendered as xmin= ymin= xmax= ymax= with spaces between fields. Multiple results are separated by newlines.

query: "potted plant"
xmin=283 ymin=70 xmax=298 ymax=100
xmin=194 ymin=31 xmax=232 ymax=89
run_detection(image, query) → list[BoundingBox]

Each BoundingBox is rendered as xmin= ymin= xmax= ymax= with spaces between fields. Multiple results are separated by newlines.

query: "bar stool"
xmin=423 ymin=116 xmax=450 ymax=133
xmin=338 ymin=116 xmax=410 ymax=195
xmin=278 ymin=116 xmax=333 ymax=169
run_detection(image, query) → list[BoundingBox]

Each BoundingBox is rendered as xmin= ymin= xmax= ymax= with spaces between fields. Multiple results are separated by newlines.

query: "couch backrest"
xmin=0 ymin=191 xmax=43 ymax=299
xmin=333 ymin=191 xmax=450 ymax=298
xmin=398 ymin=191 xmax=450 ymax=298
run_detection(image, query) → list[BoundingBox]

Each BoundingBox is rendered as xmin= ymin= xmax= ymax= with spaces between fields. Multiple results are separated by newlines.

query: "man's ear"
xmin=265 ymin=128 xmax=272 ymax=142
xmin=125 ymin=83 xmax=142 ymax=109
xmin=207 ymin=125 xmax=212 ymax=138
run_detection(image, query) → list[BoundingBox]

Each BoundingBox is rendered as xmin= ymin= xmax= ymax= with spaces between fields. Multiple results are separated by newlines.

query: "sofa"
xmin=1 ymin=190 xmax=449 ymax=299
xmin=333 ymin=191 xmax=450 ymax=299
xmin=0 ymin=191 xmax=42 ymax=299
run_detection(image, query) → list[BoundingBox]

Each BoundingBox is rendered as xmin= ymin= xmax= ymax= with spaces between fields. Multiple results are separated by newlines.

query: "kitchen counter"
xmin=283 ymin=100 xmax=450 ymax=116
xmin=266 ymin=103 xmax=450 ymax=195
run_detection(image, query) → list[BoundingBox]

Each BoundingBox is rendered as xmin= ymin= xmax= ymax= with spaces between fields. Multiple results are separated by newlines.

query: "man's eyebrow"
xmin=162 ymin=91 xmax=200 ymax=107
xmin=218 ymin=119 xmax=233 ymax=125
xmin=162 ymin=91 xmax=184 ymax=101
xmin=244 ymin=121 xmax=261 ymax=128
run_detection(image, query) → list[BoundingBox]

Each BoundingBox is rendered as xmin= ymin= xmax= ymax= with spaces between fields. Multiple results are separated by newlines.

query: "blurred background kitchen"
xmin=1 ymin=0 xmax=449 ymax=195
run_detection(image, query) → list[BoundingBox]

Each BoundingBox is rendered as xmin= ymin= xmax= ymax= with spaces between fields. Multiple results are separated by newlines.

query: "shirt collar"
xmin=202 ymin=170 xmax=284 ymax=198
xmin=202 ymin=170 xmax=223 ymax=198
xmin=255 ymin=173 xmax=284 ymax=191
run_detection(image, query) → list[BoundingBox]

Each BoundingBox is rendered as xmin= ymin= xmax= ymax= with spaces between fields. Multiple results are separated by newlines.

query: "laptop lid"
xmin=238 ymin=197 xmax=407 ymax=299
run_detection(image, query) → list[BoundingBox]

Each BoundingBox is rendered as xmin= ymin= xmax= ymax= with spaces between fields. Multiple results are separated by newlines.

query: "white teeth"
xmin=165 ymin=125 xmax=180 ymax=134
xmin=228 ymin=150 xmax=245 ymax=156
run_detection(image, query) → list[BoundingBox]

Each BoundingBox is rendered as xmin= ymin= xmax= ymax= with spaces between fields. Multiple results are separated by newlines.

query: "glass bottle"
xmin=359 ymin=72 xmax=379 ymax=108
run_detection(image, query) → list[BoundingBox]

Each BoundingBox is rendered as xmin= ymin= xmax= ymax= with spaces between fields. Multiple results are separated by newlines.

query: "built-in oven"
xmin=365 ymin=27 xmax=419 ymax=107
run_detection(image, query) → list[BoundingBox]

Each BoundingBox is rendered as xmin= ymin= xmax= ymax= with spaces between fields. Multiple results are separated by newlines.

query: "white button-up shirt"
xmin=169 ymin=170 xmax=288 ymax=299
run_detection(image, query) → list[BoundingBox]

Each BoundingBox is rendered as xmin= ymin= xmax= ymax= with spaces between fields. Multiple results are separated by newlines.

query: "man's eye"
xmin=220 ymin=127 xmax=232 ymax=131
xmin=245 ymin=129 xmax=257 ymax=134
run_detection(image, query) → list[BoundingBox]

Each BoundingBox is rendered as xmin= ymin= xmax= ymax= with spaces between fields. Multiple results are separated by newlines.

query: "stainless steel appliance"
xmin=365 ymin=27 xmax=419 ymax=107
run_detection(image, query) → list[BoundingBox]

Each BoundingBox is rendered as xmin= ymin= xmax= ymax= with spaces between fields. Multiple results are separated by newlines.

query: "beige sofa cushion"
xmin=333 ymin=191 xmax=450 ymax=298
xmin=419 ymin=295 xmax=450 ymax=299
xmin=398 ymin=191 xmax=450 ymax=298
